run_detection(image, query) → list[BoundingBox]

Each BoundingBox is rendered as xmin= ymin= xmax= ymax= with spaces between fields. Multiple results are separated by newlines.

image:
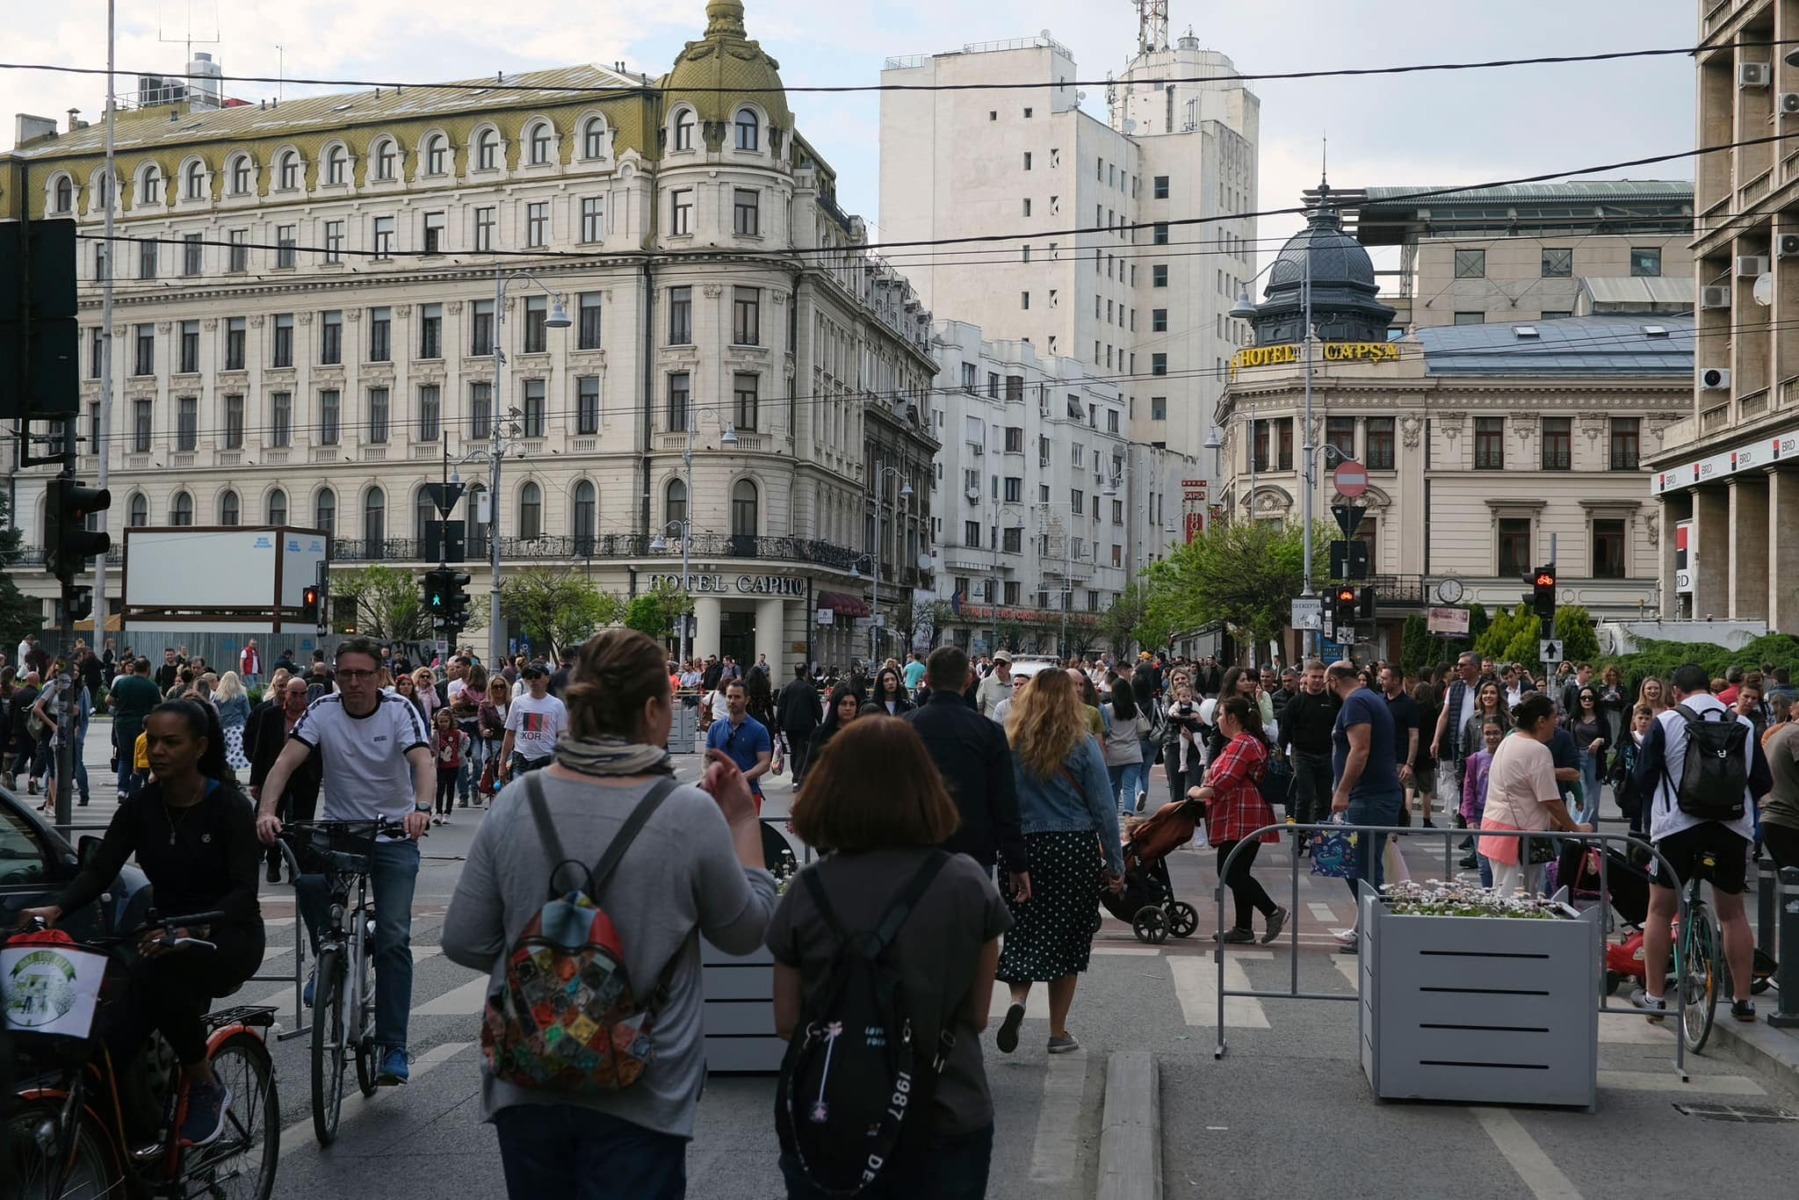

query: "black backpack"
xmin=776 ymin=852 xmax=952 ymax=1196
xmin=1667 ymin=703 xmax=1749 ymax=822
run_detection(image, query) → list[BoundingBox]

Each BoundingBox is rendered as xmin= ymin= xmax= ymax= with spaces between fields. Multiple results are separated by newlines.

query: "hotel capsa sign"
xmin=1230 ymin=341 xmax=1399 ymax=377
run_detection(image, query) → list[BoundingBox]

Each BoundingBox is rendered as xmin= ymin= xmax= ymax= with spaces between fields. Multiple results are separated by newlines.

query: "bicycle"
xmin=1675 ymin=849 xmax=1722 ymax=1054
xmin=3 ymin=910 xmax=280 ymax=1199
xmin=277 ymin=818 xmax=408 ymax=1148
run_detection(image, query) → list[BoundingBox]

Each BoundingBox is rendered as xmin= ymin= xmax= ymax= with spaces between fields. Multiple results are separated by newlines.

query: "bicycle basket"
xmin=2 ymin=931 xmax=108 ymax=1041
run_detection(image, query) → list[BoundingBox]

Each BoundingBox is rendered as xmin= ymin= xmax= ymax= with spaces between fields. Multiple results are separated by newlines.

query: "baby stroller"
xmin=1099 ymin=801 xmax=1202 ymax=944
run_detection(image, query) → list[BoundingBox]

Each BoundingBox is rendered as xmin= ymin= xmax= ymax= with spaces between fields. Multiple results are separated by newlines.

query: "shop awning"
xmin=817 ymin=591 xmax=871 ymax=618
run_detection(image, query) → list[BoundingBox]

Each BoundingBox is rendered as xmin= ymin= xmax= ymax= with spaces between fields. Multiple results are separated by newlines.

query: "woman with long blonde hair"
xmin=214 ymin=670 xmax=252 ymax=771
xmin=993 ymin=668 xmax=1123 ymax=1058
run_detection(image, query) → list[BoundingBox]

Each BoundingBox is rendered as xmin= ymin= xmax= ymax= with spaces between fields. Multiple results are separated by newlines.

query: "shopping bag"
xmin=770 ymin=736 xmax=786 ymax=778
xmin=1309 ymin=815 xmax=1356 ymax=879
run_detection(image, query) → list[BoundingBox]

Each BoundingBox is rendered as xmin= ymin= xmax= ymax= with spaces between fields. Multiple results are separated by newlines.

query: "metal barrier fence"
xmin=1211 ymin=822 xmax=1695 ymax=1078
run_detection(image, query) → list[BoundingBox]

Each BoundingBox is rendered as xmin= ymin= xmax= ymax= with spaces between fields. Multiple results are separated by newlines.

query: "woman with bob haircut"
xmin=769 ymin=716 xmax=1010 ymax=1198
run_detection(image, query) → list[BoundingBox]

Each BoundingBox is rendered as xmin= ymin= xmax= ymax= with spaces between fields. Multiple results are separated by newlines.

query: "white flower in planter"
xmin=1379 ymin=878 xmax=1569 ymax=919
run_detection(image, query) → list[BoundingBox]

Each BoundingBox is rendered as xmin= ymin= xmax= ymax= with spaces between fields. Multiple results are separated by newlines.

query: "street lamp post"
xmin=488 ymin=266 xmax=570 ymax=667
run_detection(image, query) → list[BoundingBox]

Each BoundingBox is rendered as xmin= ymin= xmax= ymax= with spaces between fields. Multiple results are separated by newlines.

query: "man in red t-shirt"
xmin=240 ymin=639 xmax=261 ymax=686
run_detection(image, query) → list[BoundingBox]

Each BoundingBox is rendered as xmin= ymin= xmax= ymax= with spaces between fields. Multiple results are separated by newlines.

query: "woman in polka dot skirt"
xmin=994 ymin=668 xmax=1124 ymax=1056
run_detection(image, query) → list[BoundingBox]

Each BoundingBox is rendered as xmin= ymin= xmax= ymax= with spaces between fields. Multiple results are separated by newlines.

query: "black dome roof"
xmin=1247 ymin=189 xmax=1396 ymax=347
xmin=1267 ymin=207 xmax=1379 ymax=295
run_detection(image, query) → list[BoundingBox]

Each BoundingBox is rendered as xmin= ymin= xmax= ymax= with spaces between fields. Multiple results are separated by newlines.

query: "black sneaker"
xmin=996 ymin=1002 xmax=1025 ymax=1054
xmin=1262 ymin=907 xmax=1288 ymax=944
xmin=1732 ymin=999 xmax=1757 ymax=1023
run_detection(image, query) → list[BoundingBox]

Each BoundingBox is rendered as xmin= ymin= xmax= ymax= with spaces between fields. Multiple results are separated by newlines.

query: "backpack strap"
xmin=801 ymin=850 xmax=952 ymax=959
xmin=522 ymin=772 xmax=679 ymax=901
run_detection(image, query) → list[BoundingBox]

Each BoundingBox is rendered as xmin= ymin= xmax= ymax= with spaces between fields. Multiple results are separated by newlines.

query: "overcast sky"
xmin=5 ymin=0 xmax=1698 ymax=269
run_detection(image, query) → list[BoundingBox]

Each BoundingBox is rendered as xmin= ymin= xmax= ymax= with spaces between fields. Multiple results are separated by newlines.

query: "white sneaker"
xmin=1333 ymin=928 xmax=1359 ymax=947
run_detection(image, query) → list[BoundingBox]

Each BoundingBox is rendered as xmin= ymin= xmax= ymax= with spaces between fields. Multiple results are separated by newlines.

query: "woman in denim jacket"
xmin=992 ymin=668 xmax=1124 ymax=1058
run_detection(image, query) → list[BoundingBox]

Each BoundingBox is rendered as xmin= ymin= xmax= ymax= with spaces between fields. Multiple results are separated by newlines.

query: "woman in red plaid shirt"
xmin=1188 ymin=695 xmax=1288 ymax=944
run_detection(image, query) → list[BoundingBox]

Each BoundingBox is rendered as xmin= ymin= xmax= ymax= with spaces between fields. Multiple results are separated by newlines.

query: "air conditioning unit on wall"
xmin=1700 ymin=367 xmax=1732 ymax=390
xmin=1778 ymin=233 xmax=1799 ymax=258
xmin=1741 ymin=63 xmax=1773 ymax=88
xmin=1700 ymin=285 xmax=1731 ymax=309
xmin=1737 ymin=256 xmax=1770 ymax=277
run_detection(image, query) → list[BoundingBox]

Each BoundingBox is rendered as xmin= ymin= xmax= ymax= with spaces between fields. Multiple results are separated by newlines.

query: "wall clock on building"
xmin=1435 ymin=579 xmax=1464 ymax=604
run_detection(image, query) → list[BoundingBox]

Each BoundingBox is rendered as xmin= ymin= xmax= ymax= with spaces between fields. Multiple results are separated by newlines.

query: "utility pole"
xmin=90 ymin=0 xmax=117 ymax=647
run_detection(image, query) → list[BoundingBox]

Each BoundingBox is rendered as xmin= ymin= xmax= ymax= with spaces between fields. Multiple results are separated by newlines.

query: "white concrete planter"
xmin=1357 ymin=883 xmax=1601 ymax=1110
xmin=700 ymin=941 xmax=786 ymax=1074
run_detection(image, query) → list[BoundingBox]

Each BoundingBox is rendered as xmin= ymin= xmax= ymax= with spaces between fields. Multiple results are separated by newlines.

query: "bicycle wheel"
xmin=309 ymin=946 xmax=347 ymax=1146
xmin=4 ymin=1098 xmax=120 ymax=1199
xmin=352 ymin=912 xmax=380 ymax=1098
xmin=1680 ymin=900 xmax=1720 ymax=1054
xmin=190 ymin=1032 xmax=279 ymax=1200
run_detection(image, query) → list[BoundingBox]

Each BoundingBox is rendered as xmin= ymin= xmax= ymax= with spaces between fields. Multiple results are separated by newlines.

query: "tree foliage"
xmin=499 ymin=567 xmax=625 ymax=660
xmin=1473 ymin=604 xmax=1600 ymax=669
xmin=1101 ymin=583 xmax=1147 ymax=656
xmin=332 ymin=565 xmax=432 ymax=642
xmin=0 ymin=490 xmax=42 ymax=650
xmin=1142 ymin=519 xmax=1335 ymax=650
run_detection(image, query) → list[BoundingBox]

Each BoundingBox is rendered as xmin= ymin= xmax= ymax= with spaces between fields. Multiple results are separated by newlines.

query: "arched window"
xmin=139 ymin=165 xmax=162 ymax=205
xmin=666 ymin=478 xmax=688 ymax=527
xmin=582 ymin=118 xmax=605 ymax=159
xmin=184 ymin=160 xmax=206 ymax=200
xmin=731 ymin=479 xmax=758 ymax=536
xmin=673 ymin=110 xmax=695 ymax=152
xmin=572 ymin=481 xmax=596 ymax=551
xmin=277 ymin=150 xmax=299 ymax=191
xmin=52 ymin=175 xmax=73 ymax=214
xmin=374 ymin=139 xmax=397 ymax=181
xmin=219 ymin=489 xmax=240 ymax=526
xmin=464 ymin=483 xmax=487 ymax=552
xmin=528 ymin=122 xmax=552 ymax=165
xmin=475 ymin=129 xmax=499 ymax=171
xmin=363 ymin=487 xmax=386 ymax=544
xmin=128 ymin=493 xmax=148 ymax=527
xmin=414 ymin=489 xmax=435 ymax=540
xmin=230 ymin=155 xmax=251 ymax=195
xmin=425 ymin=134 xmax=447 ymax=176
xmin=170 ymin=491 xmax=194 ymax=526
xmin=314 ymin=488 xmax=336 ymax=536
xmin=267 ymin=488 xmax=287 ymax=527
xmin=518 ymin=482 xmax=542 ymax=540
xmin=734 ymin=108 xmax=759 ymax=152
xmin=324 ymin=145 xmax=347 ymax=186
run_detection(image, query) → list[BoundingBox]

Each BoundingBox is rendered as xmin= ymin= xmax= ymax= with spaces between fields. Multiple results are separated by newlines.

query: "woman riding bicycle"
xmin=18 ymin=699 xmax=265 ymax=1148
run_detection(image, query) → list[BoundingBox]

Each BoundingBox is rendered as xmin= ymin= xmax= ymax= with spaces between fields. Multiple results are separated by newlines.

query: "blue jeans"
xmin=1107 ymin=760 xmax=1145 ymax=814
xmin=781 ymin=1123 xmax=992 ymax=1200
xmin=458 ymin=722 xmax=483 ymax=801
xmin=1576 ymin=751 xmax=1601 ymax=827
xmin=295 ymin=835 xmax=420 ymax=1051
xmin=494 ymin=1104 xmax=685 ymax=1200
xmin=1343 ymin=788 xmax=1405 ymax=902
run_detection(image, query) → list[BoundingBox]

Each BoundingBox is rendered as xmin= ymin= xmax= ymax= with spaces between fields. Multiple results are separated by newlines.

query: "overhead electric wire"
xmin=0 ymin=38 xmax=1758 ymax=101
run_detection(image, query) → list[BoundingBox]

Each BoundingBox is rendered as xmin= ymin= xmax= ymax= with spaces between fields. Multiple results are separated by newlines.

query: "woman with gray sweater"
xmin=443 ymin=629 xmax=775 ymax=1200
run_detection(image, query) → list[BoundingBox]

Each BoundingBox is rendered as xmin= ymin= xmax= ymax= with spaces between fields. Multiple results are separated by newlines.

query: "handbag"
xmin=1526 ymin=834 xmax=1557 ymax=866
xmin=1259 ymin=758 xmax=1294 ymax=812
xmin=1309 ymin=814 xmax=1356 ymax=879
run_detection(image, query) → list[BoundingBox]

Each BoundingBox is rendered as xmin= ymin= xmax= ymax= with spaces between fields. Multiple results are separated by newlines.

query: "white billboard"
xmin=123 ymin=526 xmax=328 ymax=619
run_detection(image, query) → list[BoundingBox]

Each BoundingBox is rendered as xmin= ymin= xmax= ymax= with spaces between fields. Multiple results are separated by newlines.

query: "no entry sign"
xmin=1333 ymin=460 xmax=1369 ymax=498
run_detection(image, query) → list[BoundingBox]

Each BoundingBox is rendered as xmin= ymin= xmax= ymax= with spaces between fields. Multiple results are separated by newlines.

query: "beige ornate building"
xmin=1220 ymin=202 xmax=1687 ymax=661
xmin=0 ymin=0 xmax=938 ymax=671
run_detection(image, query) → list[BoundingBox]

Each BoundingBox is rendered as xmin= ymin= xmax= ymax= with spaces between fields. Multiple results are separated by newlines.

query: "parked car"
xmin=0 ymin=790 xmax=151 ymax=941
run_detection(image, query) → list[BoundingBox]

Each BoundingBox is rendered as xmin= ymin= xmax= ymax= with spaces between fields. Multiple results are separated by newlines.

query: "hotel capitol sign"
xmin=647 ymin=573 xmax=808 ymax=596
xmin=1230 ymin=341 xmax=1400 ymax=377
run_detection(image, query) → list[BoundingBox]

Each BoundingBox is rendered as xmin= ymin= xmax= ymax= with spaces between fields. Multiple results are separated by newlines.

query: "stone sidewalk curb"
xmin=1096 ymin=1050 xmax=1160 ymax=1200
xmin=1710 ymin=1014 xmax=1799 ymax=1096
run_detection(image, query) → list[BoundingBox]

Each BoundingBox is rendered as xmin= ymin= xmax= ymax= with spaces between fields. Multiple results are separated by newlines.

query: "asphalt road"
xmin=60 ymin=722 xmax=1799 ymax=1199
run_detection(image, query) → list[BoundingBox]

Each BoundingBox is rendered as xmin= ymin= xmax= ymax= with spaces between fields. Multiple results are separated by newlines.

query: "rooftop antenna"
xmin=276 ymin=44 xmax=284 ymax=102
xmin=1135 ymin=0 xmax=1169 ymax=54
xmin=157 ymin=0 xmax=220 ymax=77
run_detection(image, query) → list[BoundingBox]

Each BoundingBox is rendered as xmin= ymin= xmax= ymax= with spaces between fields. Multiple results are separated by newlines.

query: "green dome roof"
xmin=662 ymin=1 xmax=792 ymax=134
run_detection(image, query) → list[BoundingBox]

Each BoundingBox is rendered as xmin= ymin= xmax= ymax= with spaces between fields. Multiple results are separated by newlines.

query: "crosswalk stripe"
xmin=410 ymin=975 xmax=488 ymax=1017
xmin=988 ymin=986 xmax=1052 ymax=1020
xmin=1026 ymin=1046 xmax=1088 ymax=1185
xmin=1598 ymin=1070 xmax=1763 ymax=1095
xmin=1169 ymin=951 xmax=1270 ymax=1028
xmin=276 ymin=1040 xmax=473 ymax=1160
xmin=1307 ymin=902 xmax=1337 ymax=925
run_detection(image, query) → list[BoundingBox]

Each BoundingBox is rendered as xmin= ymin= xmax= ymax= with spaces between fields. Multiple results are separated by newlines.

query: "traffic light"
xmin=1529 ymin=565 xmax=1556 ymax=621
xmin=441 ymin=571 xmax=472 ymax=631
xmin=44 ymin=477 xmax=111 ymax=586
xmin=1357 ymin=586 xmax=1376 ymax=620
xmin=423 ymin=568 xmax=450 ymax=616
xmin=1333 ymin=585 xmax=1358 ymax=625
xmin=0 ymin=219 xmax=81 ymax=420
xmin=301 ymin=585 xmax=321 ymax=625
xmin=65 ymin=586 xmax=92 ymax=622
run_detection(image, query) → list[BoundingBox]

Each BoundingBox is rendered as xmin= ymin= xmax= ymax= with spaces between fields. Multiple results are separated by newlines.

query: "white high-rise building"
xmin=878 ymin=26 xmax=1259 ymax=464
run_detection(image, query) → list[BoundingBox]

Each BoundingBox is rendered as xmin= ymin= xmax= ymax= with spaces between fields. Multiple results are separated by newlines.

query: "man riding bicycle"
xmin=1631 ymin=662 xmax=1766 ymax=1022
xmin=255 ymin=637 xmax=432 ymax=1085
xmin=19 ymin=699 xmax=265 ymax=1147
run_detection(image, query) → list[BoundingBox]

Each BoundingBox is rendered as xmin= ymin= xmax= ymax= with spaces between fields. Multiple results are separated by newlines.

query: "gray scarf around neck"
xmin=553 ymin=733 xmax=674 ymax=778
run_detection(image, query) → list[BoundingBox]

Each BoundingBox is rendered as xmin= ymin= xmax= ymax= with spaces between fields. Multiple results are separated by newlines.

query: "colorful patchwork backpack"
xmin=481 ymin=774 xmax=680 ymax=1094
